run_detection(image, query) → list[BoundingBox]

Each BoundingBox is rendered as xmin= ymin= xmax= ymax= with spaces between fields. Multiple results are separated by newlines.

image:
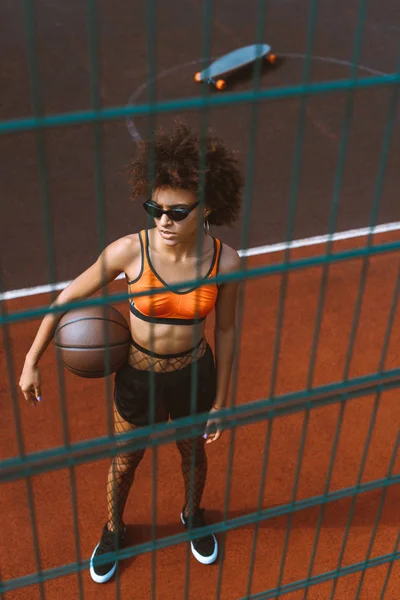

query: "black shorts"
xmin=114 ymin=343 xmax=216 ymax=426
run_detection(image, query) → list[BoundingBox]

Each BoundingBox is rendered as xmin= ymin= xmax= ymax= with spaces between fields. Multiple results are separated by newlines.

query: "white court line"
xmin=125 ymin=54 xmax=389 ymax=143
xmin=1 ymin=221 xmax=400 ymax=302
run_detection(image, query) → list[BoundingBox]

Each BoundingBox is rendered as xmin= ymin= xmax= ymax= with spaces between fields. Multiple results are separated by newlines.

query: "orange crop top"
xmin=127 ymin=229 xmax=222 ymax=325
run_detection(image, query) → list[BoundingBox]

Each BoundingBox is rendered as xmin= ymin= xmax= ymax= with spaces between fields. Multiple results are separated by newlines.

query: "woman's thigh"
xmin=113 ymin=404 xmax=149 ymax=459
xmin=114 ymin=364 xmax=168 ymax=427
xmin=166 ymin=345 xmax=217 ymax=421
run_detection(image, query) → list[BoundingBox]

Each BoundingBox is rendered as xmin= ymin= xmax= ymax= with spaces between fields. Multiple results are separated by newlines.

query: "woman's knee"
xmin=176 ymin=437 xmax=206 ymax=462
xmin=112 ymin=447 xmax=146 ymax=475
xmin=112 ymin=404 xmax=148 ymax=470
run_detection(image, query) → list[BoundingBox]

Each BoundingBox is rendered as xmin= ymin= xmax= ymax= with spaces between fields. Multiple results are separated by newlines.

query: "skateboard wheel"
xmin=216 ymin=79 xmax=226 ymax=90
xmin=194 ymin=72 xmax=202 ymax=82
xmin=267 ymin=53 xmax=277 ymax=64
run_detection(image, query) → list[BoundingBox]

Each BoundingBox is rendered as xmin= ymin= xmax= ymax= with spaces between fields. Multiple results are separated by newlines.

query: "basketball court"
xmin=1 ymin=0 xmax=400 ymax=597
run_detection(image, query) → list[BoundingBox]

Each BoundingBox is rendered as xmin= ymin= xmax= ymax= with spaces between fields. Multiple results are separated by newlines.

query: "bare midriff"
xmin=127 ymin=314 xmax=207 ymax=372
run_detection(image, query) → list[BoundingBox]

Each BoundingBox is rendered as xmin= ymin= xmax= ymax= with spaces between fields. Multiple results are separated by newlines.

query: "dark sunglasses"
xmin=143 ymin=199 xmax=200 ymax=222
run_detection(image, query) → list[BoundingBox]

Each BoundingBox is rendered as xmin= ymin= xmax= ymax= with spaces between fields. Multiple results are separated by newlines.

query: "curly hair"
xmin=128 ymin=121 xmax=243 ymax=226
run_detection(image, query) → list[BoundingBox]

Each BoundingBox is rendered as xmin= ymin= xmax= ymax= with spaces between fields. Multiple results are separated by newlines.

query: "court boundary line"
xmin=1 ymin=220 xmax=400 ymax=302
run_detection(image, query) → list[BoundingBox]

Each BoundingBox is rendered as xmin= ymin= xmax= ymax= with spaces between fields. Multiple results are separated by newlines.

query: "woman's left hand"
xmin=203 ymin=406 xmax=222 ymax=445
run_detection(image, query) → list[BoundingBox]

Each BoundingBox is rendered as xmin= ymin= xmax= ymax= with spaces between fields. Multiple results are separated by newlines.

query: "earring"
xmin=204 ymin=217 xmax=210 ymax=234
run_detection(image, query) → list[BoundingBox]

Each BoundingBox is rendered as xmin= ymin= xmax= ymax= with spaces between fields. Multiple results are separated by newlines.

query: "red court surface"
xmin=1 ymin=230 xmax=400 ymax=599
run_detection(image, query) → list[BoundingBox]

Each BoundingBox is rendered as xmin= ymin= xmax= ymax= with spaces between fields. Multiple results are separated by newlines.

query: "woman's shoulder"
xmin=104 ymin=232 xmax=143 ymax=264
xmin=215 ymin=238 xmax=241 ymax=274
xmin=101 ymin=232 xmax=144 ymax=280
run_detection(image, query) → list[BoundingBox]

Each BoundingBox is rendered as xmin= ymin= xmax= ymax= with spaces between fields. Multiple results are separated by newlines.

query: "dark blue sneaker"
xmin=181 ymin=507 xmax=218 ymax=564
xmin=90 ymin=524 xmax=126 ymax=583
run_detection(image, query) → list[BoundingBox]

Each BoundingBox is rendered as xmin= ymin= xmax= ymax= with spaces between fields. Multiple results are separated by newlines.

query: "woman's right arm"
xmin=19 ymin=236 xmax=136 ymax=406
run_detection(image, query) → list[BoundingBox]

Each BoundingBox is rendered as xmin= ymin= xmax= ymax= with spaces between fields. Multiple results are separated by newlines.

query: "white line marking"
xmin=1 ymin=221 xmax=400 ymax=302
xmin=126 ymin=58 xmax=217 ymax=143
xmin=282 ymin=54 xmax=388 ymax=77
xmin=0 ymin=60 xmax=394 ymax=303
xmin=240 ymin=221 xmax=400 ymax=258
xmin=125 ymin=54 xmax=389 ymax=143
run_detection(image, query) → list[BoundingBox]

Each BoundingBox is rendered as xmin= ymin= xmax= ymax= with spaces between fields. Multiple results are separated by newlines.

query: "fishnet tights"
xmin=128 ymin=337 xmax=207 ymax=372
xmin=107 ymin=407 xmax=208 ymax=531
xmin=107 ymin=340 xmax=208 ymax=531
xmin=107 ymin=406 xmax=146 ymax=533
xmin=176 ymin=436 xmax=208 ymax=519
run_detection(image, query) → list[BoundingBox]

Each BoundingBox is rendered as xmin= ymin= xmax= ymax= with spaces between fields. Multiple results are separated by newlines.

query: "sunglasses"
xmin=143 ymin=199 xmax=200 ymax=222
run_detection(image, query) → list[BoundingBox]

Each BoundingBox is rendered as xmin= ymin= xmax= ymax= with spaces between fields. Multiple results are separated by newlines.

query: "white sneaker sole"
xmin=89 ymin=542 xmax=117 ymax=583
xmin=180 ymin=513 xmax=218 ymax=565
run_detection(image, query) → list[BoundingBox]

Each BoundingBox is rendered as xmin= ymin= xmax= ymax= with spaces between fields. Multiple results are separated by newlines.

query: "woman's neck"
xmin=151 ymin=228 xmax=209 ymax=262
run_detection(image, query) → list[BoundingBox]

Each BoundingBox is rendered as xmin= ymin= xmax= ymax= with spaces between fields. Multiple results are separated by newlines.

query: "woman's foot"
xmin=181 ymin=507 xmax=218 ymax=564
xmin=90 ymin=524 xmax=126 ymax=583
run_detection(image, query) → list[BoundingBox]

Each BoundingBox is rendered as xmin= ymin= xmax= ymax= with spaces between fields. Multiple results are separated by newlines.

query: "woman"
xmin=19 ymin=122 xmax=243 ymax=583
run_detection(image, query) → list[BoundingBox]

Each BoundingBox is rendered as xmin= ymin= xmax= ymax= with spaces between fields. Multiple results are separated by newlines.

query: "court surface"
xmin=1 ymin=0 xmax=400 ymax=598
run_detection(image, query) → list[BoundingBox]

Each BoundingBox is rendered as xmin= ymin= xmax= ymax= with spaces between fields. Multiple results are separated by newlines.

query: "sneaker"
xmin=181 ymin=507 xmax=218 ymax=564
xmin=90 ymin=524 xmax=126 ymax=583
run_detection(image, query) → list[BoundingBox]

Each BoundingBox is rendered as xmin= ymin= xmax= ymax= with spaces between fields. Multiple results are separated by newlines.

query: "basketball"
xmin=54 ymin=304 xmax=130 ymax=378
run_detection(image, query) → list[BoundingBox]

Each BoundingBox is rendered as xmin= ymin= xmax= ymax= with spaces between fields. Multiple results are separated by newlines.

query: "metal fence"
xmin=1 ymin=0 xmax=400 ymax=598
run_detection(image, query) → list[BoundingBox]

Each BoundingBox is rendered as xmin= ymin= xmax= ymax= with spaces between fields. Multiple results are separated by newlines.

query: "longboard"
xmin=194 ymin=43 xmax=276 ymax=90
